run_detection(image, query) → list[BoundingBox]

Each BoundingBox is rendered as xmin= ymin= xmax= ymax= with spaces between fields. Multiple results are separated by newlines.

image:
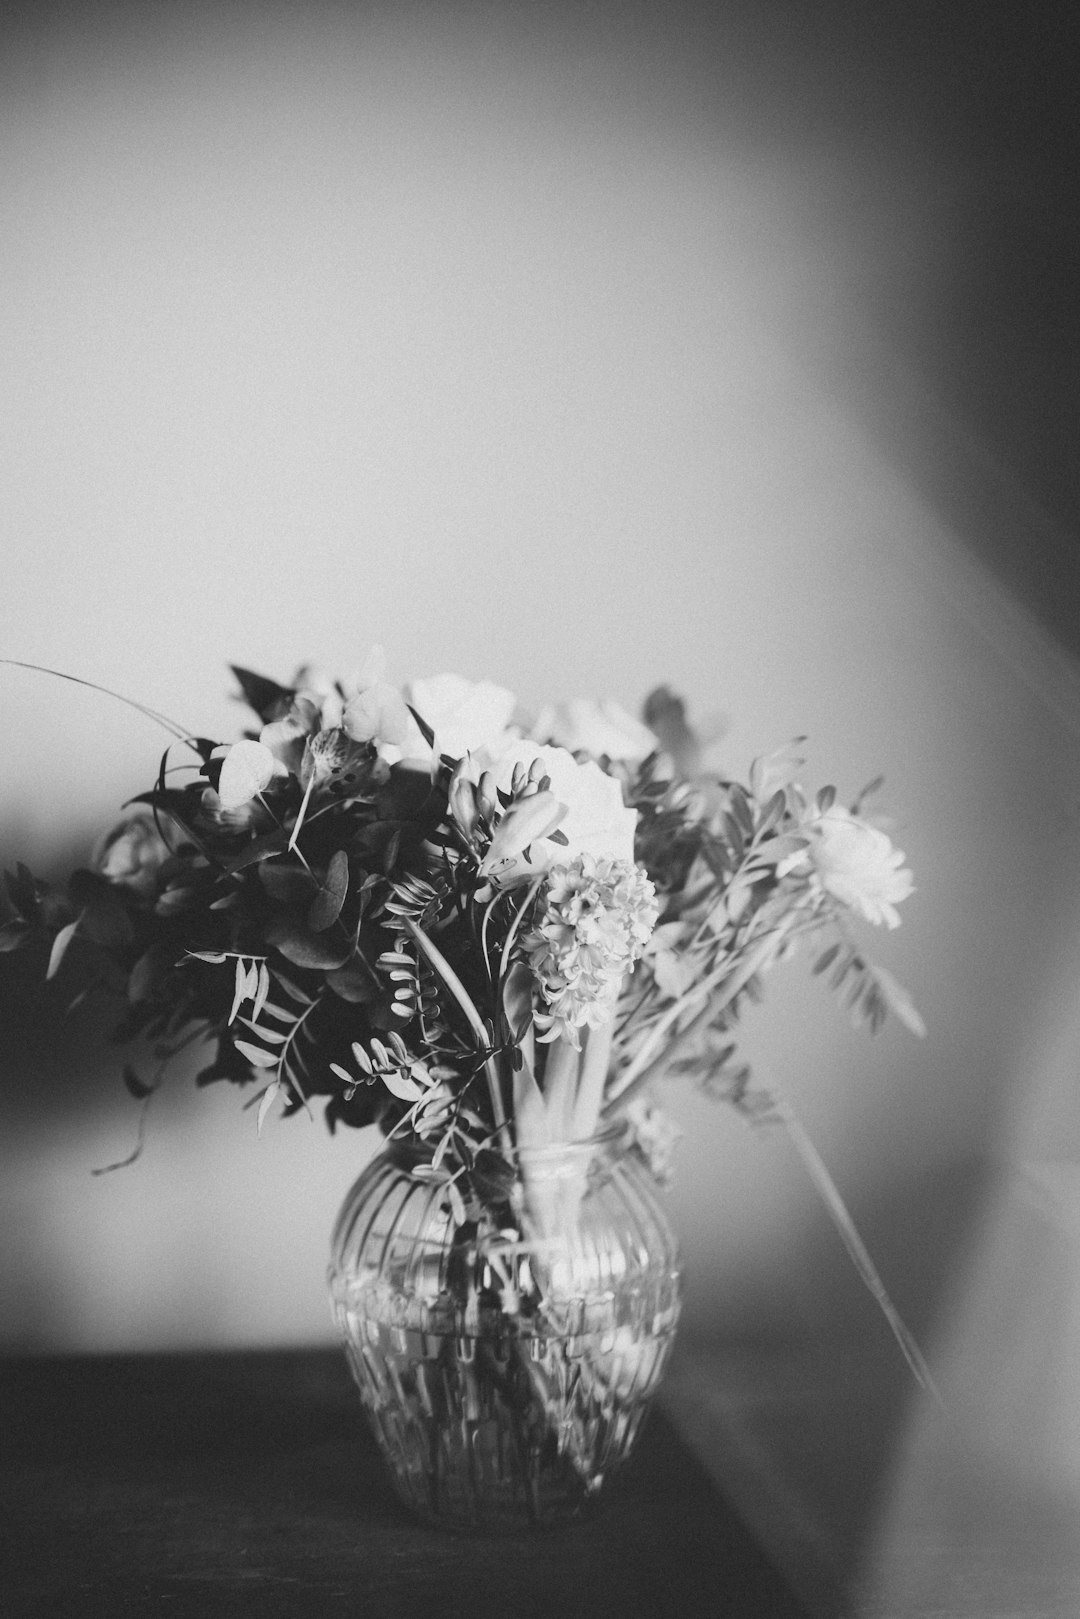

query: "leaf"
xmin=406 ymin=703 xmax=436 ymax=748
xmin=0 ymin=920 xmax=29 ymax=952
xmin=258 ymin=864 xmax=313 ymax=905
xmin=46 ymin=919 xmax=80 ymax=980
xmin=234 ymin=1039 xmax=279 ymax=1069
xmin=308 ymin=850 xmax=349 ymax=932
xmin=230 ymin=665 xmax=294 ymax=723
xmin=471 ymin=1149 xmax=517 ymax=1202
xmin=127 ymin=949 xmax=160 ymax=1004
xmin=222 ymin=830 xmax=289 ymax=876
xmin=6 ymin=863 xmax=39 ymax=913
xmin=350 ymin=1043 xmax=374 ymax=1075
xmin=186 ymin=949 xmax=228 ymax=964
xmin=326 ymin=958 xmax=379 ymax=1003
xmin=79 ymin=899 xmax=133 ymax=950
xmin=256 ymin=1081 xmax=281 ymax=1134
xmin=445 ymin=1178 xmax=467 ymax=1228
xmin=229 ymin=957 xmax=248 ymax=1024
xmin=253 ymin=963 xmax=271 ymax=1024
xmin=501 ymin=961 xmax=535 ymax=1043
xmin=265 ymin=918 xmax=352 ymax=971
xmin=122 ymin=1063 xmax=155 ymax=1101
xmin=851 ymin=775 xmax=885 ymax=815
xmin=217 ymin=740 xmax=278 ymax=812
xmin=256 ymin=999 xmax=300 ymax=1023
xmin=757 ymin=789 xmax=788 ymax=835
xmin=380 ymin=1068 xmax=425 ymax=1102
xmin=812 ymin=943 xmax=841 ymax=976
xmin=239 ymin=1019 xmax=287 ymax=1044
xmin=867 ymin=963 xmax=926 ymax=1039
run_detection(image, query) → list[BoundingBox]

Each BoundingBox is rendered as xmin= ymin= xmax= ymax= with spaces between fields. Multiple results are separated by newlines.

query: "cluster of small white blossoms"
xmin=524 ymin=854 xmax=659 ymax=1046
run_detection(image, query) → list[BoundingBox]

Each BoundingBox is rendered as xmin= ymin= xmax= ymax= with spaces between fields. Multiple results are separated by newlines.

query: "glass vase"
xmin=327 ymin=1122 xmax=681 ymax=1531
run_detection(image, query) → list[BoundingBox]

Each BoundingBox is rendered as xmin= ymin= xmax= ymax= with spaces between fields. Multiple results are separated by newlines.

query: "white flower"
xmin=216 ymin=738 xmax=284 ymax=811
xmin=95 ymin=815 xmax=172 ymax=896
xmin=339 ymin=645 xmax=420 ymax=760
xmin=406 ymin=673 xmax=518 ymax=761
xmin=289 ymin=664 xmax=344 ymax=730
xmin=540 ymin=698 xmax=657 ymax=763
xmin=463 ymin=738 xmax=638 ymax=885
xmin=341 ymin=683 xmax=415 ymax=750
xmin=624 ymin=1096 xmax=683 ymax=1184
xmin=524 ymin=854 xmax=659 ymax=1043
xmin=477 ymin=791 xmax=568 ymax=877
xmin=808 ymin=805 xmax=914 ymax=929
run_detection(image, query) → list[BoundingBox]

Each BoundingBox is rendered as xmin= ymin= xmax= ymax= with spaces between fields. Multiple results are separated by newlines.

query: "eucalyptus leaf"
xmin=222 ymin=830 xmax=289 ymax=876
xmin=266 ymin=918 xmax=351 ymax=970
xmin=308 ymin=849 xmax=349 ymax=932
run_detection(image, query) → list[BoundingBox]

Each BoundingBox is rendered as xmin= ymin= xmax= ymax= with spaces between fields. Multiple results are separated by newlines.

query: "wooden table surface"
xmin=0 ymin=1348 xmax=811 ymax=1619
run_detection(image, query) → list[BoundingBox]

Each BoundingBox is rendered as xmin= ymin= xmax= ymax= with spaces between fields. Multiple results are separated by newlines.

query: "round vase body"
xmin=328 ymin=1126 xmax=681 ymax=1531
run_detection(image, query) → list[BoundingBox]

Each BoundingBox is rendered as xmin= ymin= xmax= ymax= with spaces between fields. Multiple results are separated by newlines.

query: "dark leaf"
xmin=851 ymin=775 xmax=885 ymax=814
xmin=80 ymin=899 xmax=135 ymax=950
xmin=122 ymin=1063 xmax=156 ymax=1100
xmin=222 ymin=829 xmax=289 ymax=876
xmin=471 ymin=1150 xmax=517 ymax=1202
xmin=308 ymin=850 xmax=349 ymax=932
xmin=127 ymin=949 xmax=162 ymax=1003
xmin=265 ymin=917 xmax=352 ymax=970
xmin=230 ymin=665 xmax=294 ymax=723
xmin=66 ymin=867 xmax=117 ymax=908
xmin=406 ymin=703 xmax=436 ymax=748
xmin=258 ymin=864 xmax=314 ymax=905
xmin=13 ymin=863 xmax=40 ymax=910
xmin=326 ymin=957 xmax=380 ymax=1002
xmin=0 ymin=920 xmax=29 ymax=952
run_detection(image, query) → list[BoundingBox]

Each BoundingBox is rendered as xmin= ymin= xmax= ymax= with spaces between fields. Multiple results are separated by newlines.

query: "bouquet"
xmin=1 ymin=655 xmax=926 ymax=1384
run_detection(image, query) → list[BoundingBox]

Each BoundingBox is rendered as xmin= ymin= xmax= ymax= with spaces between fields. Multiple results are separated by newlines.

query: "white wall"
xmin=3 ymin=2 xmax=1079 ymax=1359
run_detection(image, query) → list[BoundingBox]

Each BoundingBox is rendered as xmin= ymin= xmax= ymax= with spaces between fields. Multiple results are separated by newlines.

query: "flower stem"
xmin=403 ymin=919 xmax=510 ymax=1151
xmin=1 ymin=659 xmax=196 ymax=744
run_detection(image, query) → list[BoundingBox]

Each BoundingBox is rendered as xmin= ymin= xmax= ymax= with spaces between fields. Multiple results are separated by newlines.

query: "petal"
xmin=217 ymin=740 xmax=279 ymax=812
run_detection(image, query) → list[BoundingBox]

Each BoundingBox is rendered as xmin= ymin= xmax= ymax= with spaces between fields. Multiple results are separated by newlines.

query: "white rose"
xmin=406 ymin=673 xmax=518 ymax=762
xmin=465 ymin=738 xmax=637 ymax=884
xmin=809 ymin=805 xmax=914 ymax=929
xmin=542 ymin=698 xmax=656 ymax=763
xmin=95 ymin=815 xmax=172 ymax=897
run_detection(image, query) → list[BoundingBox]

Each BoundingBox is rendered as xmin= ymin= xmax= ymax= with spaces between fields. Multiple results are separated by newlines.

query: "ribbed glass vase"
xmin=327 ymin=1122 xmax=681 ymax=1531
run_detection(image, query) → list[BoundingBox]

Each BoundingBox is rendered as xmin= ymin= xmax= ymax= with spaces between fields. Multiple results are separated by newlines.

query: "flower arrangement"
xmin=1 ymin=655 xmax=926 ymax=1386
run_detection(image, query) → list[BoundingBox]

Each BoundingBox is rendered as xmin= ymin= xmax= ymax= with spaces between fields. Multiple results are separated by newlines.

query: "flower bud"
xmin=478 ymin=791 xmax=567 ymax=878
xmin=447 ymin=760 xmax=480 ymax=842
